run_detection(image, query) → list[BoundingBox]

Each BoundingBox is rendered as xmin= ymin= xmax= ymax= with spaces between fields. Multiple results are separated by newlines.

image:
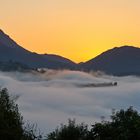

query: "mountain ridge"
xmin=81 ymin=45 xmax=140 ymax=76
xmin=0 ymin=29 xmax=140 ymax=75
xmin=0 ymin=29 xmax=77 ymax=69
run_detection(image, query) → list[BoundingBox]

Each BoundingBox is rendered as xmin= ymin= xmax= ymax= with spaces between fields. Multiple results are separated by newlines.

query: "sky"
xmin=1 ymin=0 xmax=140 ymax=62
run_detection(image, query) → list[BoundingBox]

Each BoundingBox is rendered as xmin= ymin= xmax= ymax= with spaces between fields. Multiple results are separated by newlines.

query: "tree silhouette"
xmin=46 ymin=119 xmax=89 ymax=140
xmin=0 ymin=88 xmax=23 ymax=139
xmin=90 ymin=107 xmax=140 ymax=140
xmin=0 ymin=88 xmax=41 ymax=140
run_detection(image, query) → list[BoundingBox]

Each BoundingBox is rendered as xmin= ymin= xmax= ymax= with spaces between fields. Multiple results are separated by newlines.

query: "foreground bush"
xmin=0 ymin=88 xmax=41 ymax=140
xmin=46 ymin=119 xmax=89 ymax=140
xmin=47 ymin=107 xmax=140 ymax=140
xmin=90 ymin=107 xmax=140 ymax=140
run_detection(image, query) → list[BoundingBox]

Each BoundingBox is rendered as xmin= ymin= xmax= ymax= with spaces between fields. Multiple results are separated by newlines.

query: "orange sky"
xmin=1 ymin=0 xmax=140 ymax=63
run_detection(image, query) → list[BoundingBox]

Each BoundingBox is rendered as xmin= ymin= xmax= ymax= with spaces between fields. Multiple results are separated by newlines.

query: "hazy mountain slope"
xmin=81 ymin=46 xmax=140 ymax=76
xmin=42 ymin=54 xmax=77 ymax=69
xmin=1 ymin=29 xmax=140 ymax=75
xmin=0 ymin=29 xmax=76 ymax=69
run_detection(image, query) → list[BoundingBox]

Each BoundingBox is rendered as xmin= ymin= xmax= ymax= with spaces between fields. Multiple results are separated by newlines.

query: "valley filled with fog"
xmin=0 ymin=70 xmax=140 ymax=133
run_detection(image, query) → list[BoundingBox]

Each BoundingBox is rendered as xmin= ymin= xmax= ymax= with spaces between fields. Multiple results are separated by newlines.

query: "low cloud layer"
xmin=0 ymin=70 xmax=140 ymax=133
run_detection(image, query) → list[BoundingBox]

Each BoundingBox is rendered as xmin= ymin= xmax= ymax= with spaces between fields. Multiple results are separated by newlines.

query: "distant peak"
xmin=109 ymin=46 xmax=139 ymax=53
xmin=0 ymin=28 xmax=25 ymax=50
xmin=0 ymin=29 xmax=5 ymax=34
xmin=0 ymin=29 xmax=9 ymax=38
xmin=118 ymin=45 xmax=138 ymax=49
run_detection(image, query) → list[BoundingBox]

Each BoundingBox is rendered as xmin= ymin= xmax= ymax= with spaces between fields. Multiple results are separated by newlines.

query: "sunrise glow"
xmin=1 ymin=0 xmax=140 ymax=62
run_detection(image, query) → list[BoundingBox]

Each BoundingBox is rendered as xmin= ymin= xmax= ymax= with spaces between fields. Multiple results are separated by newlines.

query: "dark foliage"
xmin=90 ymin=107 xmax=140 ymax=140
xmin=0 ymin=88 xmax=41 ymax=140
xmin=47 ymin=107 xmax=140 ymax=140
xmin=0 ymin=88 xmax=23 ymax=140
xmin=46 ymin=119 xmax=89 ymax=140
xmin=0 ymin=61 xmax=31 ymax=71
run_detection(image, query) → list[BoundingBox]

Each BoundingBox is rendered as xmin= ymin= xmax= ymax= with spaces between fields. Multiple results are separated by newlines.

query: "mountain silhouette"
xmin=0 ymin=29 xmax=76 ymax=70
xmin=81 ymin=46 xmax=140 ymax=76
xmin=1 ymin=29 xmax=140 ymax=75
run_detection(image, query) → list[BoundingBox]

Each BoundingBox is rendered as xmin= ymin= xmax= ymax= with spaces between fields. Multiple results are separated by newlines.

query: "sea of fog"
xmin=0 ymin=70 xmax=140 ymax=134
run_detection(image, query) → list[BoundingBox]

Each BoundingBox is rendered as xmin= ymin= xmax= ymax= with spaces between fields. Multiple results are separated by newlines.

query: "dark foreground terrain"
xmin=1 ymin=87 xmax=140 ymax=140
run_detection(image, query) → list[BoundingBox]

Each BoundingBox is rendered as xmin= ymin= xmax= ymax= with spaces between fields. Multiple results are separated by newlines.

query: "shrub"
xmin=0 ymin=88 xmax=41 ymax=140
xmin=90 ymin=107 xmax=140 ymax=140
xmin=46 ymin=119 xmax=89 ymax=140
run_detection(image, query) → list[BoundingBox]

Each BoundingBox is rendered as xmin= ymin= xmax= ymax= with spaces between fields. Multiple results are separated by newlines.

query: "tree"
xmin=0 ymin=88 xmax=23 ymax=139
xmin=46 ymin=119 xmax=89 ymax=140
xmin=0 ymin=88 xmax=41 ymax=140
xmin=90 ymin=107 xmax=140 ymax=140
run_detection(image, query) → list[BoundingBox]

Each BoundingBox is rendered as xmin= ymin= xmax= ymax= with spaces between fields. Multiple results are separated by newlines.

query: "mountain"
xmin=1 ymin=29 xmax=140 ymax=75
xmin=0 ymin=29 xmax=76 ymax=70
xmin=81 ymin=46 xmax=140 ymax=76
xmin=42 ymin=54 xmax=77 ymax=69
